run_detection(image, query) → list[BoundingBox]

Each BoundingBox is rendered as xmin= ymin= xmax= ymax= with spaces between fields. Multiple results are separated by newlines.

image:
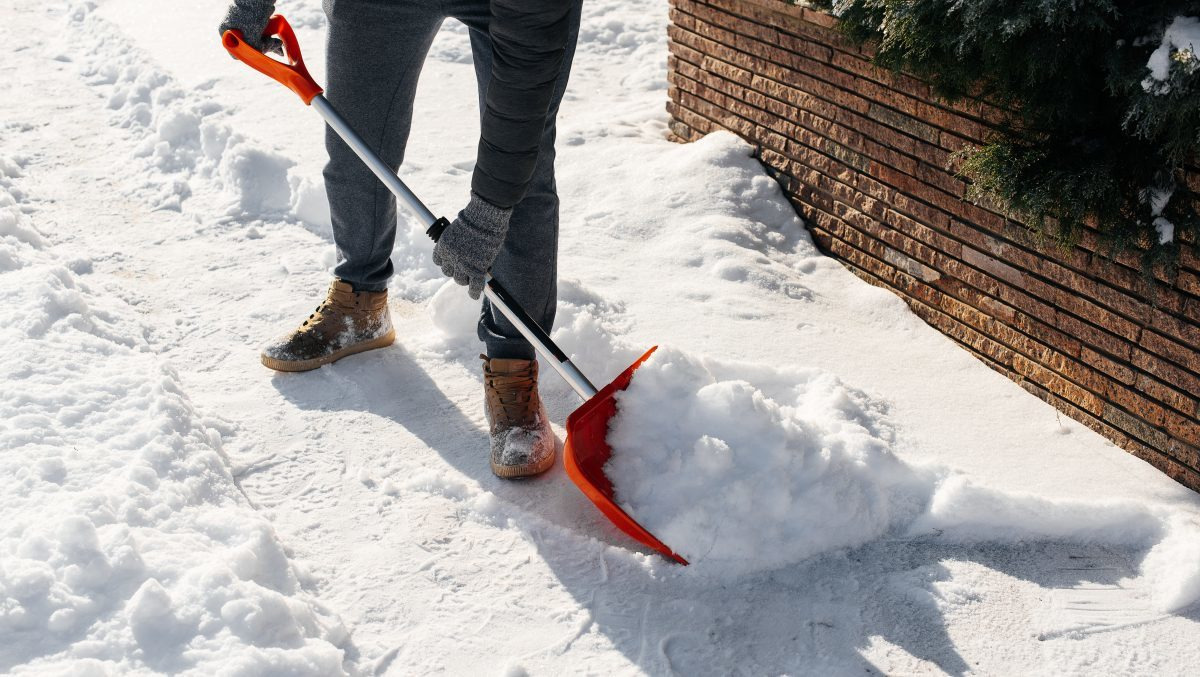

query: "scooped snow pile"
xmin=0 ymin=161 xmax=348 ymax=674
xmin=605 ymin=347 xmax=933 ymax=575
xmin=606 ymin=348 xmax=1200 ymax=609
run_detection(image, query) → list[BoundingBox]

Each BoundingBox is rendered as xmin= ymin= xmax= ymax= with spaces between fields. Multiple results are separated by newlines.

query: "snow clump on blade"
xmin=605 ymin=347 xmax=934 ymax=575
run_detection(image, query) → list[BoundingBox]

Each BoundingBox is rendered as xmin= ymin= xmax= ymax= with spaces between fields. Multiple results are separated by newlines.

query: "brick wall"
xmin=666 ymin=0 xmax=1200 ymax=491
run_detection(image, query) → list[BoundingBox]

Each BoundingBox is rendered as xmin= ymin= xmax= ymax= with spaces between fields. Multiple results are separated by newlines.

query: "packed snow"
xmin=1 ymin=0 xmax=1199 ymax=674
xmin=0 ymin=156 xmax=348 ymax=674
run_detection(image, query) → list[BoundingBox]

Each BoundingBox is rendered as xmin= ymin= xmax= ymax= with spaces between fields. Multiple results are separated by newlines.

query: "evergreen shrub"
xmin=801 ymin=0 xmax=1200 ymax=269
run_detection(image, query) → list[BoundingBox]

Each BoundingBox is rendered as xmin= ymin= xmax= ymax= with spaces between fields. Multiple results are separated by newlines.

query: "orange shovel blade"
xmin=562 ymin=347 xmax=688 ymax=565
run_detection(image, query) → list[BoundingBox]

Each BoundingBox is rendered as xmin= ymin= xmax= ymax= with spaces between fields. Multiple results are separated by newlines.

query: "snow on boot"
xmin=482 ymin=355 xmax=555 ymax=479
xmin=260 ymin=280 xmax=394 ymax=372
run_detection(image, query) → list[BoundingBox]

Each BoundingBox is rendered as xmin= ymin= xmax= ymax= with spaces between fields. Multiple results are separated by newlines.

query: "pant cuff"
xmin=485 ymin=339 xmax=535 ymax=361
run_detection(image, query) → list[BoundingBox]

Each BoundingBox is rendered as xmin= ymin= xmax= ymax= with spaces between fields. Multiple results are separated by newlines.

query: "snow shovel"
xmin=223 ymin=16 xmax=687 ymax=565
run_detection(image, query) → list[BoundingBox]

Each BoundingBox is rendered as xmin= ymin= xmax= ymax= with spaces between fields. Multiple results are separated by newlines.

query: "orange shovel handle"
xmin=222 ymin=15 xmax=323 ymax=104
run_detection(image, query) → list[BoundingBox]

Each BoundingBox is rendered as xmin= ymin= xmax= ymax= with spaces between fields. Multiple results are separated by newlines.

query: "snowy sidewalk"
xmin=2 ymin=0 xmax=1199 ymax=674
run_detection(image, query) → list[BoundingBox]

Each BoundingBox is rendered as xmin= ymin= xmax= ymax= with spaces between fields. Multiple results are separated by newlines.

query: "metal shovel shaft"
xmin=311 ymin=95 xmax=599 ymax=401
xmin=312 ymin=96 xmax=439 ymax=226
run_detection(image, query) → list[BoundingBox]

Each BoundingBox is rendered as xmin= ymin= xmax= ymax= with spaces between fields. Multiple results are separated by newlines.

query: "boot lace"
xmin=484 ymin=361 xmax=536 ymax=423
xmin=302 ymin=287 xmax=361 ymax=328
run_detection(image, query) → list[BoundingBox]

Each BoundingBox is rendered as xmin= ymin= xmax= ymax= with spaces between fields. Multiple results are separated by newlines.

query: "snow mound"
xmin=563 ymin=131 xmax=825 ymax=311
xmin=606 ymin=347 xmax=931 ymax=575
xmin=606 ymin=348 xmax=1200 ymax=610
xmin=914 ymin=477 xmax=1200 ymax=613
xmin=289 ymin=175 xmax=334 ymax=238
xmin=66 ymin=1 xmax=302 ymax=219
xmin=1140 ymin=516 xmax=1200 ymax=612
xmin=0 ymin=164 xmax=348 ymax=674
xmin=1 ymin=161 xmax=42 ymax=272
xmin=911 ymin=475 xmax=1165 ymax=545
xmin=387 ymin=217 xmax=444 ymax=302
xmin=218 ymin=145 xmax=295 ymax=215
xmin=428 ymin=278 xmax=480 ymax=338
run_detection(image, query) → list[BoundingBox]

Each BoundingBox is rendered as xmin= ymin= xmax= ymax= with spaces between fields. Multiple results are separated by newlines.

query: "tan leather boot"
xmin=260 ymin=280 xmax=395 ymax=372
xmin=482 ymin=355 xmax=555 ymax=479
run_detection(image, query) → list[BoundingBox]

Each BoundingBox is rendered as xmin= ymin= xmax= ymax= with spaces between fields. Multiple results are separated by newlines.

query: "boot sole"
xmin=491 ymin=450 xmax=556 ymax=479
xmin=260 ymin=329 xmax=396 ymax=372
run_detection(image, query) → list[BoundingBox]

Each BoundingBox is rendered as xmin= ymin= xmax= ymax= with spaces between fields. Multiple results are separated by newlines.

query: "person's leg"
xmin=322 ymin=0 xmax=444 ymax=292
xmin=454 ymin=0 xmax=584 ymax=359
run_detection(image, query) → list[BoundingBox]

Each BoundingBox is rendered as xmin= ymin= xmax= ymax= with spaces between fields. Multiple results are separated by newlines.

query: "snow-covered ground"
xmin=2 ymin=0 xmax=1199 ymax=674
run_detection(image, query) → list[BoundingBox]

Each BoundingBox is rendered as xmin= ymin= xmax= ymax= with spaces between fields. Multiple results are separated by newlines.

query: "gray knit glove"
xmin=433 ymin=194 xmax=513 ymax=300
xmin=218 ymin=0 xmax=283 ymax=55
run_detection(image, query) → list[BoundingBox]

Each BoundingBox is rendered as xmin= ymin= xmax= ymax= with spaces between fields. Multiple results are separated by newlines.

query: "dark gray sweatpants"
xmin=322 ymin=0 xmax=582 ymax=359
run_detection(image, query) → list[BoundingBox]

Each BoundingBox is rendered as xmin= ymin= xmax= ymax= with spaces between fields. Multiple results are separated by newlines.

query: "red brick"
xmin=801 ymin=7 xmax=838 ymax=29
xmin=1179 ymin=270 xmax=1200 ymax=297
xmin=1164 ymin=408 xmax=1200 ymax=448
xmin=676 ymin=20 xmax=985 ymax=219
xmin=1180 ymin=245 xmax=1200 ymax=274
xmin=1014 ymin=355 xmax=1104 ymax=416
xmin=1140 ymin=330 xmax=1200 ymax=375
xmin=1134 ymin=372 xmax=1200 ymax=419
xmin=1054 ymin=313 xmax=1132 ymax=361
xmin=1131 ymin=348 xmax=1200 ymax=399
xmin=1186 ymin=297 xmax=1200 ymax=326
xmin=1107 ymin=386 xmax=1168 ymax=427
xmin=1081 ymin=347 xmax=1135 ymax=386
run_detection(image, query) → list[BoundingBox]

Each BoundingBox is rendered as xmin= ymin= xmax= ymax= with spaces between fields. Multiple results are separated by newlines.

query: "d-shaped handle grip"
xmin=222 ymin=15 xmax=323 ymax=104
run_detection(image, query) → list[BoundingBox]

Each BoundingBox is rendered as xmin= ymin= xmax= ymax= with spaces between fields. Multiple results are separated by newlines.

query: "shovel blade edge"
xmin=563 ymin=346 xmax=688 ymax=566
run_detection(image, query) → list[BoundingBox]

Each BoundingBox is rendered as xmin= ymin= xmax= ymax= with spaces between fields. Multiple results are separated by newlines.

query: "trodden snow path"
xmin=3 ymin=0 xmax=1200 ymax=674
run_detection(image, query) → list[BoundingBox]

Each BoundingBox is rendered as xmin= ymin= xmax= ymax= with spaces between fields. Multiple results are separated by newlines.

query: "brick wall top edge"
xmin=716 ymin=0 xmax=814 ymax=22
